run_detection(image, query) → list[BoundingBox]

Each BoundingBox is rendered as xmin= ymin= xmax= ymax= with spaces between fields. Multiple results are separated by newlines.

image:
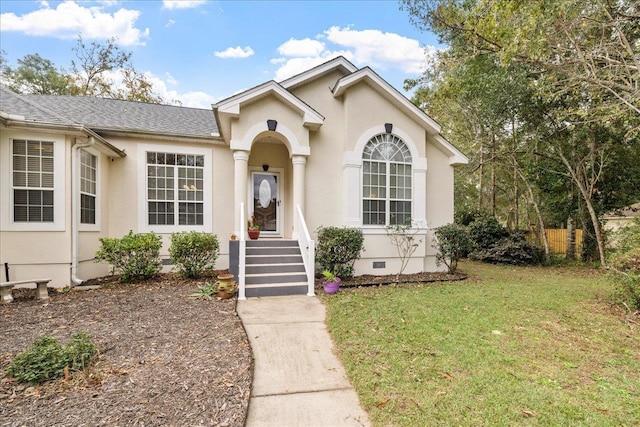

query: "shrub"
xmin=609 ymin=247 xmax=640 ymax=310
xmin=433 ymin=223 xmax=471 ymax=273
xmin=467 ymin=215 xmax=508 ymax=254
xmin=455 ymin=207 xmax=489 ymax=226
xmin=472 ymin=233 xmax=544 ymax=265
xmin=169 ymin=232 xmax=220 ymax=278
xmin=95 ymin=231 xmax=162 ymax=282
xmin=386 ymin=221 xmax=424 ymax=280
xmin=6 ymin=333 xmax=97 ymax=384
xmin=316 ymin=226 xmax=364 ymax=279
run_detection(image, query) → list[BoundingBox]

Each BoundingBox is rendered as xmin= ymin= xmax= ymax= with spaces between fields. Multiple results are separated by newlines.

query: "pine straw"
xmin=0 ymin=272 xmax=252 ymax=427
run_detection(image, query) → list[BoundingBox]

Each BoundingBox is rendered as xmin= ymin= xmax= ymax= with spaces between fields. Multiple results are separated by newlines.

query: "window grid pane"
xmin=362 ymin=134 xmax=412 ymax=226
xmin=146 ymin=152 xmax=204 ymax=226
xmin=80 ymin=150 xmax=97 ymax=224
xmin=12 ymin=139 xmax=55 ymax=223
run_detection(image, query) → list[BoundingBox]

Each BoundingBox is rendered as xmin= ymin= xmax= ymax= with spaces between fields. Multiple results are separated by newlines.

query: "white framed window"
xmin=80 ymin=149 xmax=97 ymax=225
xmin=362 ymin=133 xmax=412 ymax=226
xmin=12 ymin=139 xmax=55 ymax=223
xmin=1 ymin=134 xmax=65 ymax=232
xmin=138 ymin=144 xmax=212 ymax=233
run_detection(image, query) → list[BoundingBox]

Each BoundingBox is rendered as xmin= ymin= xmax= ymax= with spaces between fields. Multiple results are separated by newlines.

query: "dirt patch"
xmin=0 ymin=272 xmax=251 ymax=427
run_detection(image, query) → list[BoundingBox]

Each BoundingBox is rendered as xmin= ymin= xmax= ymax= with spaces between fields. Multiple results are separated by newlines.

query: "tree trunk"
xmin=558 ymin=152 xmax=607 ymax=267
xmin=515 ymin=165 xmax=550 ymax=262
xmin=566 ymin=217 xmax=576 ymax=260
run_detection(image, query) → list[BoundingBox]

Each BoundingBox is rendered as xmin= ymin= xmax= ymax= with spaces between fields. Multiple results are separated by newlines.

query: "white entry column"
xmin=291 ymin=155 xmax=307 ymax=237
xmin=233 ymin=150 xmax=249 ymax=234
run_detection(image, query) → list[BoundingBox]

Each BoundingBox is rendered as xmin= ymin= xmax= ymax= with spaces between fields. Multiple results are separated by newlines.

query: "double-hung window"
xmin=12 ymin=139 xmax=54 ymax=223
xmin=80 ymin=149 xmax=97 ymax=224
xmin=146 ymin=151 xmax=204 ymax=226
xmin=362 ymin=134 xmax=412 ymax=226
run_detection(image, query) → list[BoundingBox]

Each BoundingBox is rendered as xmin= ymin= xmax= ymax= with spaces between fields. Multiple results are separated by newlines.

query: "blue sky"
xmin=0 ymin=0 xmax=439 ymax=108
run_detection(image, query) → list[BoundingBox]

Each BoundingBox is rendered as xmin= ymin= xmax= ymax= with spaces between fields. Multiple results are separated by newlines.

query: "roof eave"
xmin=1 ymin=114 xmax=126 ymax=158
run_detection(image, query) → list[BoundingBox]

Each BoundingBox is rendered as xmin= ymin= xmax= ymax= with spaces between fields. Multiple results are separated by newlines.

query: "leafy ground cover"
xmin=322 ymin=260 xmax=640 ymax=426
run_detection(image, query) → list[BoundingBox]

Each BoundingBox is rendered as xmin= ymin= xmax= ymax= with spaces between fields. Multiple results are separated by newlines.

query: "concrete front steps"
xmin=245 ymin=240 xmax=309 ymax=297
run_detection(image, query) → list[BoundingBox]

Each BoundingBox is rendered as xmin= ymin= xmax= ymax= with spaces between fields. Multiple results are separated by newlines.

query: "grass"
xmin=322 ymin=260 xmax=640 ymax=426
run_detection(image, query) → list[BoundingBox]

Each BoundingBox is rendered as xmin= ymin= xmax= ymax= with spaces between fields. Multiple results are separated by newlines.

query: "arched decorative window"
xmin=362 ymin=133 xmax=412 ymax=225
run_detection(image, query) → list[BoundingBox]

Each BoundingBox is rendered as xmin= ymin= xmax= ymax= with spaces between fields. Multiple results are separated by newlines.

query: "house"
xmin=0 ymin=56 xmax=468 ymax=298
xmin=604 ymin=202 xmax=640 ymax=247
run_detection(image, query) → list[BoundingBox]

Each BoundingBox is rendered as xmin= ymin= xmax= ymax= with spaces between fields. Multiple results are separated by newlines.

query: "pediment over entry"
xmin=213 ymin=81 xmax=324 ymax=143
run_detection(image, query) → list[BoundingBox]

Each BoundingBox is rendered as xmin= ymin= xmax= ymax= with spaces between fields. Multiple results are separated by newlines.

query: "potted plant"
xmin=216 ymin=274 xmax=237 ymax=299
xmin=247 ymin=215 xmax=260 ymax=240
xmin=322 ymin=270 xmax=340 ymax=294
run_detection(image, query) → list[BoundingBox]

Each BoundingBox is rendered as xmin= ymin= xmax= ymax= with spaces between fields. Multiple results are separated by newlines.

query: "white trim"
xmin=214 ymin=81 xmax=324 ymax=130
xmin=78 ymin=146 xmax=101 ymax=232
xmin=1 ymin=132 xmax=66 ymax=232
xmin=332 ymin=68 xmax=468 ymax=165
xmin=231 ymin=121 xmax=310 ymax=157
xmin=333 ymin=68 xmax=441 ymax=133
xmin=137 ymin=143 xmax=213 ymax=233
xmin=280 ymin=56 xmax=358 ymax=89
xmin=342 ymin=125 xmax=427 ymax=228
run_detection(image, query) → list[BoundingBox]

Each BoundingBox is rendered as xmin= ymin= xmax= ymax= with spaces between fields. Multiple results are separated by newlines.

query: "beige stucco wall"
xmin=294 ymin=76 xmax=451 ymax=275
xmin=2 ymin=65 xmax=462 ymax=286
xmin=102 ymin=136 xmax=234 ymax=270
xmin=0 ymin=128 xmax=74 ymax=287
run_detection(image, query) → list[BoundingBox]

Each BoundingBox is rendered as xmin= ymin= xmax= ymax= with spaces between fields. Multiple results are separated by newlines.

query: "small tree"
xmin=169 ymin=232 xmax=220 ymax=278
xmin=386 ymin=220 xmax=424 ymax=282
xmin=316 ymin=226 xmax=364 ymax=279
xmin=433 ymin=224 xmax=471 ymax=273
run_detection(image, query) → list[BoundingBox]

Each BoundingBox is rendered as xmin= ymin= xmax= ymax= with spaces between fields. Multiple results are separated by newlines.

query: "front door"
xmin=251 ymin=171 xmax=281 ymax=236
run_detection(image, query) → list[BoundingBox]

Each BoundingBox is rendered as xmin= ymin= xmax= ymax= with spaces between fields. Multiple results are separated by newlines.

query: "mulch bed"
xmin=1 ymin=269 xmax=465 ymax=427
xmin=315 ymin=271 xmax=467 ymax=289
xmin=0 ymin=271 xmax=251 ymax=427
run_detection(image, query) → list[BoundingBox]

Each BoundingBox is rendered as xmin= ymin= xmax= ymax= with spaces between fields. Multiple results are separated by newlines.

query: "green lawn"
xmin=322 ymin=261 xmax=640 ymax=426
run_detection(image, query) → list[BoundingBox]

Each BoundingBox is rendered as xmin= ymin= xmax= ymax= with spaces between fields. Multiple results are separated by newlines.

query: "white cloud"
xmin=277 ymin=38 xmax=325 ymax=57
xmin=0 ymin=1 xmax=149 ymax=46
xmin=272 ymin=26 xmax=436 ymax=82
xmin=162 ymin=1 xmax=206 ymax=10
xmin=214 ymin=46 xmax=254 ymax=59
xmin=324 ymin=26 xmax=429 ymax=74
xmin=273 ymin=51 xmax=353 ymax=82
xmin=166 ymin=19 xmax=176 ymax=27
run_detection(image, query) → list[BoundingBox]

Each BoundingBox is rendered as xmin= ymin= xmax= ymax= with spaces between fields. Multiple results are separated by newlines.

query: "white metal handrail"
xmin=238 ymin=202 xmax=246 ymax=300
xmin=296 ymin=204 xmax=315 ymax=296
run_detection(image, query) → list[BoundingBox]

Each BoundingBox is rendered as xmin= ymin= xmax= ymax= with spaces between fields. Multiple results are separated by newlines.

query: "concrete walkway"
xmin=237 ymin=295 xmax=372 ymax=427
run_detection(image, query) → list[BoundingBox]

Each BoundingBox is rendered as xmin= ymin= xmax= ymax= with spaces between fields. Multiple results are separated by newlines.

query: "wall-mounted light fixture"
xmin=267 ymin=119 xmax=278 ymax=132
xmin=262 ymin=164 xmax=269 ymax=172
xmin=384 ymin=123 xmax=393 ymax=134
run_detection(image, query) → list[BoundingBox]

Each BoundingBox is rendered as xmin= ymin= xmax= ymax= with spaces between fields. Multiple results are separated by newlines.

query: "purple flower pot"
xmin=323 ymin=281 xmax=340 ymax=294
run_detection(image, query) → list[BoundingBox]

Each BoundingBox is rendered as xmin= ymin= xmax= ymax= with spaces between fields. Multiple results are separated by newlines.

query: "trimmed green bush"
xmin=169 ymin=231 xmax=220 ymax=278
xmin=95 ymin=231 xmax=162 ymax=282
xmin=433 ymin=223 xmax=471 ymax=273
xmin=6 ymin=333 xmax=97 ymax=384
xmin=316 ymin=226 xmax=364 ymax=279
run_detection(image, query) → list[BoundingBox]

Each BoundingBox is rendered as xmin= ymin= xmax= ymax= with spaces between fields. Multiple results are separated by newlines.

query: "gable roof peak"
xmin=280 ymin=55 xmax=359 ymax=90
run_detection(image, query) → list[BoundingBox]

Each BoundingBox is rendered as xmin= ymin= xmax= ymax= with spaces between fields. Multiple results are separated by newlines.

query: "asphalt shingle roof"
xmin=0 ymin=87 xmax=218 ymax=139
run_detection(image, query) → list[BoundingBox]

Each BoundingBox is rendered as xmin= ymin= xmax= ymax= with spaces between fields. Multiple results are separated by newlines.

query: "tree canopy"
xmin=402 ymin=0 xmax=640 ymax=266
xmin=2 ymin=36 xmax=170 ymax=104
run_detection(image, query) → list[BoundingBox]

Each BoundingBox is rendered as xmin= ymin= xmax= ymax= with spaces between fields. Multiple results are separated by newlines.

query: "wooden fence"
xmin=529 ymin=229 xmax=583 ymax=255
